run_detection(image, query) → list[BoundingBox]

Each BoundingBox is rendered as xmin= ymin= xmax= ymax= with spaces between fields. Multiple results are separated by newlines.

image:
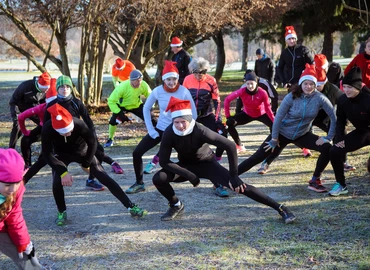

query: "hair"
xmin=0 ymin=194 xmax=16 ymax=220
xmin=289 ymin=83 xmax=302 ymax=99
xmin=188 ymin=57 xmax=210 ymax=73
xmin=365 ymin=37 xmax=370 ymax=46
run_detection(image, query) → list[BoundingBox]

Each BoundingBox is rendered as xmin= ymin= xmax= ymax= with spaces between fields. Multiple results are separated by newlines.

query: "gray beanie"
xmin=130 ymin=70 xmax=143 ymax=81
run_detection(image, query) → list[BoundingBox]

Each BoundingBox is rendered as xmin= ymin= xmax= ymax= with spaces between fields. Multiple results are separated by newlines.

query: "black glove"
xmin=190 ymin=176 xmax=200 ymax=187
xmin=230 ymin=175 xmax=244 ymax=189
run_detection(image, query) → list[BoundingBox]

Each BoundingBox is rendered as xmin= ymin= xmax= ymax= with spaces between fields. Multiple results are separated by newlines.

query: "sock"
xmin=108 ymin=124 xmax=117 ymax=140
xmin=152 ymin=155 xmax=159 ymax=165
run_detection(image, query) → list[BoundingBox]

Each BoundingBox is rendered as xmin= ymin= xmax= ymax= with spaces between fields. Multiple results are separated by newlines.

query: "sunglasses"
xmin=192 ymin=69 xmax=207 ymax=75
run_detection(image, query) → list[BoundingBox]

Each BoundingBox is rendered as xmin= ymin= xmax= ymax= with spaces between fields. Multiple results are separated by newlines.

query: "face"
xmin=0 ymin=181 xmax=21 ymax=197
xmin=343 ymin=84 xmax=360 ymax=98
xmin=316 ymin=84 xmax=324 ymax=92
xmin=245 ymin=80 xmax=258 ymax=91
xmin=58 ymin=85 xmax=72 ymax=97
xmin=164 ymin=77 xmax=178 ymax=89
xmin=173 ymin=117 xmax=190 ymax=131
xmin=171 ymin=47 xmax=181 ymax=54
xmin=256 ymin=54 xmax=263 ymax=60
xmin=286 ymin=37 xmax=297 ymax=47
xmin=301 ymin=80 xmax=316 ymax=95
xmin=192 ymin=69 xmax=207 ymax=81
xmin=365 ymin=42 xmax=370 ymax=55
xmin=130 ymin=77 xmax=142 ymax=88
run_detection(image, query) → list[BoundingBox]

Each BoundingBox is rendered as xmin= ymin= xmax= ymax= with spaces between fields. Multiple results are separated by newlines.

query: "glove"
xmin=229 ymin=175 xmax=244 ymax=189
xmin=118 ymin=111 xmax=130 ymax=123
xmin=190 ymin=176 xmax=200 ymax=187
xmin=149 ymin=129 xmax=160 ymax=139
xmin=264 ymin=139 xmax=278 ymax=152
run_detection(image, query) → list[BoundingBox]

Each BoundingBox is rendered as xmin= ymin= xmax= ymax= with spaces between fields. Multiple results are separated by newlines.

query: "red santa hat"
xmin=47 ymin=103 xmax=74 ymax=134
xmin=38 ymin=71 xmax=51 ymax=90
xmin=162 ymin=60 xmax=179 ymax=80
xmin=115 ymin=58 xmax=125 ymax=70
xmin=0 ymin=148 xmax=25 ymax=183
xmin=46 ymin=78 xmax=57 ymax=103
xmin=285 ymin=26 xmax=298 ymax=41
xmin=170 ymin=37 xmax=183 ymax=47
xmin=316 ymin=68 xmax=328 ymax=87
xmin=299 ymin=64 xmax=317 ymax=85
xmin=314 ymin=54 xmax=329 ymax=71
xmin=165 ymin=96 xmax=192 ymax=119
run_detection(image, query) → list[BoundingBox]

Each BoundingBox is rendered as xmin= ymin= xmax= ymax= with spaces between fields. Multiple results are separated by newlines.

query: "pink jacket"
xmin=17 ymin=103 xmax=46 ymax=136
xmin=224 ymin=87 xmax=275 ymax=121
xmin=0 ymin=182 xmax=30 ymax=249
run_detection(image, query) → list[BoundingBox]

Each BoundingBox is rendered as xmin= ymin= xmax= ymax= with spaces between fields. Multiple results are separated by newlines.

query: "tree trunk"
xmin=212 ymin=30 xmax=225 ymax=83
xmin=241 ymin=26 xmax=250 ymax=71
xmin=322 ymin=28 xmax=334 ymax=62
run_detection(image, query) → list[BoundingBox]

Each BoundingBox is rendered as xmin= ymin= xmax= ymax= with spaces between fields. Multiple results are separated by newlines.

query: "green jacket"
xmin=107 ymin=80 xmax=151 ymax=113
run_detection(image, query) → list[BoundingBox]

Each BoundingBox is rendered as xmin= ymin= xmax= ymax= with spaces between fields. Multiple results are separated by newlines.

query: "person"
xmin=41 ymin=103 xmax=147 ymax=225
xmin=224 ymin=71 xmax=275 ymax=153
xmin=104 ymin=70 xmax=156 ymax=148
xmin=0 ymin=148 xmax=42 ymax=269
xmin=326 ymin=62 xmax=344 ymax=88
xmin=277 ymin=26 xmax=314 ymax=158
xmin=126 ymin=60 xmax=197 ymax=194
xmin=152 ymin=96 xmax=296 ymax=224
xmin=344 ymin=37 xmax=370 ymax=88
xmin=43 ymin=75 xmax=124 ymax=191
xmin=328 ymin=67 xmax=370 ymax=196
xmin=9 ymin=71 xmax=51 ymax=149
xmin=182 ymin=57 xmax=229 ymax=197
xmin=238 ymin=64 xmax=336 ymax=193
xmin=170 ymin=37 xmax=191 ymax=84
xmin=111 ymin=58 xmax=136 ymax=87
xmin=17 ymin=78 xmax=58 ymax=169
xmin=254 ymin=48 xmax=275 ymax=85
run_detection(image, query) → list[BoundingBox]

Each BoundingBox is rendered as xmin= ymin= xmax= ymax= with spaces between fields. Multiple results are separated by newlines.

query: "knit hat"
xmin=130 ymin=69 xmax=143 ymax=81
xmin=47 ymin=103 xmax=74 ymax=134
xmin=316 ymin=68 xmax=328 ymax=87
xmin=299 ymin=64 xmax=317 ymax=85
xmin=162 ymin=60 xmax=179 ymax=80
xmin=115 ymin=58 xmax=125 ymax=70
xmin=342 ymin=66 xmax=362 ymax=90
xmin=56 ymin=75 xmax=73 ymax=90
xmin=244 ymin=70 xmax=258 ymax=82
xmin=38 ymin=71 xmax=51 ymax=90
xmin=165 ymin=96 xmax=192 ymax=119
xmin=256 ymin=48 xmax=264 ymax=55
xmin=0 ymin=148 xmax=25 ymax=183
xmin=170 ymin=37 xmax=183 ymax=47
xmin=314 ymin=54 xmax=329 ymax=71
xmin=46 ymin=78 xmax=58 ymax=103
xmin=285 ymin=26 xmax=298 ymax=41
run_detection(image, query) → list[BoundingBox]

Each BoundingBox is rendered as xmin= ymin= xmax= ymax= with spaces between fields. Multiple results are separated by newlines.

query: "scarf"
xmin=173 ymin=119 xmax=195 ymax=136
xmin=163 ymin=83 xmax=180 ymax=93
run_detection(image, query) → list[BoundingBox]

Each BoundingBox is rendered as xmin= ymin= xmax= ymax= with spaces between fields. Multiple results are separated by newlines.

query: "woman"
xmin=0 ymin=148 xmax=42 ymax=269
xmin=152 ymin=96 xmax=295 ymax=224
xmin=126 ymin=60 xmax=197 ymax=194
xmin=329 ymin=67 xmax=370 ymax=196
xmin=224 ymin=71 xmax=274 ymax=153
xmin=238 ymin=64 xmax=336 ymax=193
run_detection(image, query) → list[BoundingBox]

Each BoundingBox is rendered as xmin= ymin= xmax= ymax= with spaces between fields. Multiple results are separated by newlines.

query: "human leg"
xmin=226 ymin=112 xmax=251 ymax=148
xmin=20 ymin=126 xmax=42 ymax=168
xmin=9 ymin=119 xmax=22 ymax=149
xmin=23 ymin=154 xmax=47 ymax=184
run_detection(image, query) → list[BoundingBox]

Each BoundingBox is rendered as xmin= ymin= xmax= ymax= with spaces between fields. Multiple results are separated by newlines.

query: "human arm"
xmin=268 ymin=59 xmax=276 ymax=83
xmin=184 ymin=89 xmax=198 ymax=120
xmin=260 ymin=89 xmax=275 ymax=122
xmin=223 ymin=89 xmax=241 ymax=118
xmin=343 ymin=55 xmax=358 ymax=75
xmin=271 ymin=93 xmax=292 ymax=139
xmin=320 ymin=95 xmax=336 ymax=141
xmin=17 ymin=104 xmax=46 ymax=136
xmin=210 ymin=77 xmax=221 ymax=121
xmin=277 ymin=55 xmax=287 ymax=85
xmin=334 ymin=97 xmax=347 ymax=143
xmin=107 ymin=87 xmax=124 ymax=114
xmin=143 ymin=90 xmax=159 ymax=139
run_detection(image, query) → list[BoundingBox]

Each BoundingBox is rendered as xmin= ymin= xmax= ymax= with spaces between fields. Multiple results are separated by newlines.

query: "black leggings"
xmin=238 ymin=132 xmax=331 ymax=178
xmin=52 ymin=153 xmax=134 ymax=212
xmin=20 ymin=125 xmax=42 ymax=167
xmin=132 ymin=129 xmax=163 ymax=184
xmin=226 ymin=111 xmax=272 ymax=146
xmin=109 ymin=104 xmax=156 ymax=126
xmin=152 ymin=159 xmax=281 ymax=211
xmin=330 ymin=129 xmax=370 ymax=186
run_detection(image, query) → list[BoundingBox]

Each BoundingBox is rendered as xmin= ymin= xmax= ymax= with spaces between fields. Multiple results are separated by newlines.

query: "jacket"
xmin=255 ymin=56 xmax=275 ymax=83
xmin=18 ymin=103 xmax=47 ymax=136
xmin=172 ymin=49 xmax=191 ymax=83
xmin=344 ymin=53 xmax=370 ymax=88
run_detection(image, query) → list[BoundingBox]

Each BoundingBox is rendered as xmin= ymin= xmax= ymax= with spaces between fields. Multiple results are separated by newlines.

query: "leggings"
xmin=51 ymin=153 xmax=134 ymax=212
xmin=330 ymin=129 xmax=370 ymax=186
xmin=9 ymin=115 xmax=39 ymax=149
xmin=20 ymin=125 xmax=42 ymax=167
xmin=152 ymin=159 xmax=281 ymax=211
xmin=238 ymin=132 xmax=331 ymax=178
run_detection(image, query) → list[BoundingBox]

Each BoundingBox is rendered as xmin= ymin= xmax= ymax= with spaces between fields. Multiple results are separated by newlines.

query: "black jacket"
xmin=172 ymin=49 xmax=191 ymax=84
xmin=255 ymin=56 xmax=275 ymax=83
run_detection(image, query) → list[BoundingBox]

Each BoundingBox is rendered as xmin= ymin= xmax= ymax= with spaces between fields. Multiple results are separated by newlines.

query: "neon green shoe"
xmin=56 ymin=211 xmax=67 ymax=226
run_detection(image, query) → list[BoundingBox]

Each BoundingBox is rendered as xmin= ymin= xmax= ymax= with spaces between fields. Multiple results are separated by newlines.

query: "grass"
xmin=0 ymin=71 xmax=369 ymax=269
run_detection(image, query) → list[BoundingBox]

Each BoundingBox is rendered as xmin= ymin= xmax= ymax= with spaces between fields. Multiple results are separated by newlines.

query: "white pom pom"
xmin=56 ymin=115 xmax=62 ymax=121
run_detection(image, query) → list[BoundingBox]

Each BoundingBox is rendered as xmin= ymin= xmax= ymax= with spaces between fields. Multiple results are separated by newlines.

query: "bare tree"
xmin=342 ymin=0 xmax=370 ymax=28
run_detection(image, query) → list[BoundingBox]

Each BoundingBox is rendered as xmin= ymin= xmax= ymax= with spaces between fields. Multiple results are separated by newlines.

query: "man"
xmin=111 ymin=58 xmax=136 ymax=87
xmin=170 ymin=36 xmax=191 ymax=84
xmin=104 ymin=69 xmax=156 ymax=148
xmin=9 ymin=71 xmax=51 ymax=148
xmin=254 ymin=48 xmax=275 ymax=85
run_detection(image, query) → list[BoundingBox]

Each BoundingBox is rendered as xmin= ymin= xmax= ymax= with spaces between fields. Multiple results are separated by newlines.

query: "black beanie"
xmin=342 ymin=67 xmax=362 ymax=90
xmin=244 ymin=71 xmax=258 ymax=82
xmin=256 ymin=48 xmax=264 ymax=55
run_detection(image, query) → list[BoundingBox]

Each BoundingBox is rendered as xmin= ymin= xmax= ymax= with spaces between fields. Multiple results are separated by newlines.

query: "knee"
xmin=226 ymin=117 xmax=236 ymax=127
xmin=109 ymin=116 xmax=118 ymax=126
xmin=330 ymin=145 xmax=344 ymax=157
xmin=152 ymin=171 xmax=167 ymax=186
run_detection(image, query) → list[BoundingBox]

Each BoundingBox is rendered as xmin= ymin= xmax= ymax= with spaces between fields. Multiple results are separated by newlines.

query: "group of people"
xmin=2 ymin=31 xmax=370 ymax=269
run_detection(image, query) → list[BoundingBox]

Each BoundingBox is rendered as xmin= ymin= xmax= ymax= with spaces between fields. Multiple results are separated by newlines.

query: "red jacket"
xmin=344 ymin=53 xmax=370 ymax=88
xmin=0 ymin=182 xmax=30 ymax=249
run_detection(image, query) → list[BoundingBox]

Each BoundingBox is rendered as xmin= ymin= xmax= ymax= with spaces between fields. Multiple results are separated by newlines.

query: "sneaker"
xmin=161 ymin=203 xmax=185 ymax=221
xmin=307 ymin=179 xmax=327 ymax=193
xmin=329 ymin=183 xmax=348 ymax=196
xmin=278 ymin=205 xmax=296 ymax=224
xmin=214 ymin=186 xmax=229 ymax=197
xmin=236 ymin=144 xmax=246 ymax=153
xmin=343 ymin=163 xmax=356 ymax=172
xmin=125 ymin=183 xmax=145 ymax=194
xmin=257 ymin=161 xmax=269 ymax=174
xmin=216 ymin=156 xmax=222 ymax=162
xmin=129 ymin=205 xmax=148 ymax=218
xmin=144 ymin=162 xmax=157 ymax=174
xmin=86 ymin=179 xmax=105 ymax=191
xmin=104 ymin=139 xmax=114 ymax=148
xmin=55 ymin=211 xmax=67 ymax=226
xmin=302 ymin=148 xmax=312 ymax=158
xmin=111 ymin=162 xmax=124 ymax=174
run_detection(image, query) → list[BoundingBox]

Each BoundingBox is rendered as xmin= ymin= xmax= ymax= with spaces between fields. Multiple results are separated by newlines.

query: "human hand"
xmin=335 ymin=140 xmax=345 ymax=148
xmin=18 ymin=241 xmax=34 ymax=259
xmin=61 ymin=173 xmax=73 ymax=186
xmin=263 ymin=139 xmax=279 ymax=152
xmin=228 ymin=176 xmax=246 ymax=193
xmin=316 ymin=136 xmax=330 ymax=145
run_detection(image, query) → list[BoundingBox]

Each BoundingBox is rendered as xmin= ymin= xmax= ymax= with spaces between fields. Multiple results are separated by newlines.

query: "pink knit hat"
xmin=0 ymin=148 xmax=25 ymax=183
